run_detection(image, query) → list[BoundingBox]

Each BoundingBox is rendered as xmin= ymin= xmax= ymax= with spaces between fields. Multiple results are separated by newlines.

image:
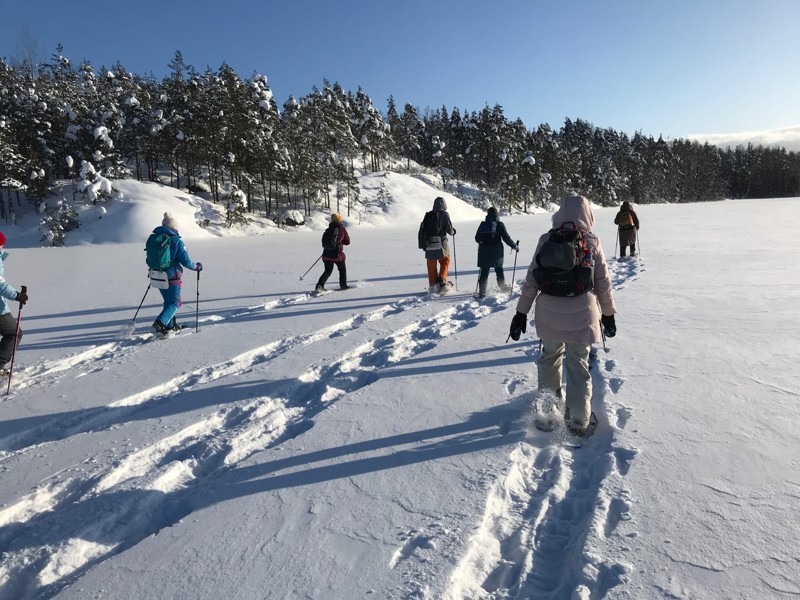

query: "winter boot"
xmin=478 ymin=277 xmax=488 ymax=298
xmin=153 ymin=320 xmax=170 ymax=335
xmin=170 ymin=317 xmax=183 ymax=332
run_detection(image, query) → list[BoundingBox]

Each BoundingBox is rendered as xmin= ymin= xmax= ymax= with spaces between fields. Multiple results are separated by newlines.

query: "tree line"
xmin=1 ymin=48 xmax=798 ymax=226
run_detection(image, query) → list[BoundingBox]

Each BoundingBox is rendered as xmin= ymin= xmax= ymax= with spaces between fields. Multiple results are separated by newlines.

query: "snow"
xmin=0 ymin=174 xmax=798 ymax=600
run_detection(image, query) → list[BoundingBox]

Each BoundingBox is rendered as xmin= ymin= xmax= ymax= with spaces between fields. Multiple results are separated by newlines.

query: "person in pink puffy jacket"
xmin=509 ymin=195 xmax=617 ymax=436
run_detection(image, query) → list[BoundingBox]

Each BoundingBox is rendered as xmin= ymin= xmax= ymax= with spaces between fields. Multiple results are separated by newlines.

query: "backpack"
xmin=532 ymin=222 xmax=594 ymax=297
xmin=618 ymin=211 xmax=634 ymax=228
xmin=423 ymin=211 xmax=441 ymax=239
xmin=145 ymin=232 xmax=173 ymax=270
xmin=322 ymin=226 xmax=340 ymax=258
xmin=477 ymin=220 xmax=498 ymax=244
xmin=418 ymin=210 xmax=442 ymax=250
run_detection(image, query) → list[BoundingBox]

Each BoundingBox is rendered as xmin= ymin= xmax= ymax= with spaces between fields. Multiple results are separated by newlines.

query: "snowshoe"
xmin=532 ymin=391 xmax=563 ymax=432
xmin=567 ymin=412 xmax=598 ymax=438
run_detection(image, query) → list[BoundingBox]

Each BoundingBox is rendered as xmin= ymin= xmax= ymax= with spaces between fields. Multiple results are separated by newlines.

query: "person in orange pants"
xmin=420 ymin=196 xmax=456 ymax=290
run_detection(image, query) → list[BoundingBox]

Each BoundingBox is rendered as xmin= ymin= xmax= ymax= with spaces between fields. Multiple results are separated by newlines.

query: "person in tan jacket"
xmin=509 ymin=195 xmax=617 ymax=436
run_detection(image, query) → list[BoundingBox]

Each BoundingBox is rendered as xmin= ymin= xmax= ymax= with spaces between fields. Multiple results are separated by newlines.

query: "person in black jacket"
xmin=474 ymin=207 xmax=518 ymax=297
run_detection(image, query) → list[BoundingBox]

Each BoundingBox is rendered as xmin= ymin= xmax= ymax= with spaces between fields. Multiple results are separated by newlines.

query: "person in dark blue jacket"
xmin=474 ymin=207 xmax=518 ymax=297
xmin=152 ymin=213 xmax=202 ymax=334
xmin=0 ymin=230 xmax=28 ymax=372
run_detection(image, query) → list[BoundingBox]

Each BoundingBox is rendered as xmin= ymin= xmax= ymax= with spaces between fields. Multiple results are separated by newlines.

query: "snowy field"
xmin=0 ymin=176 xmax=798 ymax=600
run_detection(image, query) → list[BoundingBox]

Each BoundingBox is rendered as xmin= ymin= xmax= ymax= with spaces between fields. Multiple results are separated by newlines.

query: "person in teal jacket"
xmin=151 ymin=213 xmax=202 ymax=334
xmin=0 ymin=230 xmax=28 ymax=372
xmin=474 ymin=207 xmax=518 ymax=297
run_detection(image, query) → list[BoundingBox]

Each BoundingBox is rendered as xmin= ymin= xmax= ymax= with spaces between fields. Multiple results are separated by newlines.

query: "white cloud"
xmin=687 ymin=125 xmax=800 ymax=152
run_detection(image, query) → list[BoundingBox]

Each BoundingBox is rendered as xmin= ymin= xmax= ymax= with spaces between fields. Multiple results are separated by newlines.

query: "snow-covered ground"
xmin=0 ymin=175 xmax=798 ymax=600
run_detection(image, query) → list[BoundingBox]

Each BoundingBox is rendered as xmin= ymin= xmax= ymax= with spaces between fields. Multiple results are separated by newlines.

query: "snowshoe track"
xmin=0 ymin=288 xmax=514 ymax=599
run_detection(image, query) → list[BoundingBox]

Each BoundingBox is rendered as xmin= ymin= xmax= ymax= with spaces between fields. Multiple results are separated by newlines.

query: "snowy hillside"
xmin=0 ymin=177 xmax=798 ymax=600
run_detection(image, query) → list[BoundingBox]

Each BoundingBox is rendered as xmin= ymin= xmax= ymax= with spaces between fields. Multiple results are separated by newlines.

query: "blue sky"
xmin=1 ymin=0 xmax=799 ymax=147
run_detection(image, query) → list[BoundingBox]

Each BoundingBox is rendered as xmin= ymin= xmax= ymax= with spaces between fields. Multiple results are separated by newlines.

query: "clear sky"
xmin=1 ymin=0 xmax=799 ymax=147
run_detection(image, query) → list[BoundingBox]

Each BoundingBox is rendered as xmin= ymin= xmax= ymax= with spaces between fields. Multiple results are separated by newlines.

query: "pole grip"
xmin=21 ymin=285 xmax=27 ymax=293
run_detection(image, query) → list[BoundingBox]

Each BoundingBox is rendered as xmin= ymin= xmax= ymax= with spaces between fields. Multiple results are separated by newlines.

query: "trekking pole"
xmin=7 ymin=285 xmax=26 ymax=395
xmin=300 ymin=255 xmax=322 ymax=281
xmin=195 ymin=269 xmax=200 ymax=333
xmin=637 ymin=230 xmax=642 ymax=260
xmin=509 ymin=240 xmax=520 ymax=295
xmin=614 ymin=230 xmax=619 ymax=258
xmin=132 ymin=283 xmax=151 ymax=323
xmin=452 ymin=233 xmax=458 ymax=290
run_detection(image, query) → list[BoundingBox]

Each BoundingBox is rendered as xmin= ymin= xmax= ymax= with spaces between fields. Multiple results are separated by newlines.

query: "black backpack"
xmin=532 ymin=222 xmax=594 ymax=297
xmin=423 ymin=211 xmax=441 ymax=238
xmin=418 ymin=210 xmax=442 ymax=249
xmin=477 ymin=220 xmax=497 ymax=244
xmin=321 ymin=226 xmax=339 ymax=258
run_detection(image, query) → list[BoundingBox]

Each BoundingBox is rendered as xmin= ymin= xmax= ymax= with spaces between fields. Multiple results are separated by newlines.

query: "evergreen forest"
xmin=1 ymin=48 xmax=798 ymax=226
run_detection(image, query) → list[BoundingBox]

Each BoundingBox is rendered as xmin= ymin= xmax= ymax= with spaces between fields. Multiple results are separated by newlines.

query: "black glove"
xmin=510 ymin=311 xmax=527 ymax=341
xmin=16 ymin=290 xmax=28 ymax=305
xmin=195 ymin=262 xmax=203 ymax=272
xmin=601 ymin=314 xmax=616 ymax=338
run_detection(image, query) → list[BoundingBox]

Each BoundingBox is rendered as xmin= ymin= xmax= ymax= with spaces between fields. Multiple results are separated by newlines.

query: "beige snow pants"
xmin=537 ymin=340 xmax=592 ymax=428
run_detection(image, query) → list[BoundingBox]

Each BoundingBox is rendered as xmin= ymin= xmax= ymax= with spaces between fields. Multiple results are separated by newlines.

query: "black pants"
xmin=316 ymin=260 xmax=347 ymax=288
xmin=478 ymin=265 xmax=505 ymax=295
xmin=0 ymin=311 xmax=22 ymax=365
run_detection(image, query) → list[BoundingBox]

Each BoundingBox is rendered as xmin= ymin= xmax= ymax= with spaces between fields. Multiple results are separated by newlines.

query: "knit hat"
xmin=487 ymin=207 xmax=498 ymax=216
xmin=0 ymin=231 xmax=6 ymax=247
xmin=162 ymin=212 xmax=179 ymax=231
xmin=331 ymin=213 xmax=343 ymax=224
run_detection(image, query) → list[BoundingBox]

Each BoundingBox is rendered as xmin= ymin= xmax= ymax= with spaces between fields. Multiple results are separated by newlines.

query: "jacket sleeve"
xmin=632 ymin=211 xmax=640 ymax=229
xmin=341 ymin=228 xmax=350 ymax=246
xmin=500 ymin=223 xmax=515 ymax=248
xmin=441 ymin=212 xmax=455 ymax=235
xmin=515 ymin=237 xmax=545 ymax=315
xmin=613 ymin=212 xmax=621 ymax=225
xmin=0 ymin=281 xmax=18 ymax=302
xmin=591 ymin=239 xmax=616 ymax=316
xmin=173 ymin=237 xmax=198 ymax=270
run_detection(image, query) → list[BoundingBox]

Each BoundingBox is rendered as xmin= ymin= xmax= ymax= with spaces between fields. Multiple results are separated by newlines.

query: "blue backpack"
xmin=145 ymin=232 xmax=173 ymax=270
xmin=477 ymin=220 xmax=498 ymax=244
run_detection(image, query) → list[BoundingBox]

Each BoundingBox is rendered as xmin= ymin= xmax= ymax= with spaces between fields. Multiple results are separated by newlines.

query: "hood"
xmin=551 ymin=195 xmax=595 ymax=231
xmin=433 ymin=196 xmax=447 ymax=212
xmin=621 ymin=201 xmax=631 ymax=210
xmin=153 ymin=225 xmax=180 ymax=237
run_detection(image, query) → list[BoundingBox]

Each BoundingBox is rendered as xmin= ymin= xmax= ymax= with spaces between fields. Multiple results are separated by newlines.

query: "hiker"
xmin=0 ymin=231 xmax=27 ymax=373
xmin=420 ymin=196 xmax=456 ymax=290
xmin=149 ymin=213 xmax=203 ymax=334
xmin=474 ymin=206 xmax=518 ymax=297
xmin=315 ymin=213 xmax=351 ymax=292
xmin=509 ymin=195 xmax=617 ymax=436
xmin=614 ymin=201 xmax=640 ymax=257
